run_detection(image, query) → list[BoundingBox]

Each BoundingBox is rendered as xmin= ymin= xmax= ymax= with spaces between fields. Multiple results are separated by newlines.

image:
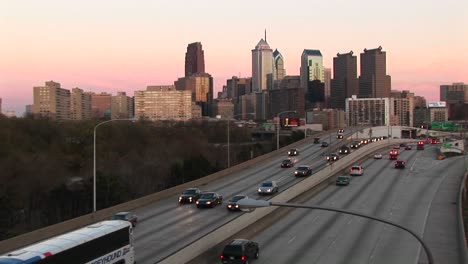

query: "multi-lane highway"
xmin=195 ymin=144 xmax=466 ymax=264
xmin=132 ymin=131 xmax=351 ymax=263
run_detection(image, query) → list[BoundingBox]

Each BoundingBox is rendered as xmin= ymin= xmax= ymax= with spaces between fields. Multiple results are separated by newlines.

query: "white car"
xmin=257 ymin=180 xmax=278 ymax=195
xmin=349 ymin=165 xmax=364 ymax=176
xmin=374 ymin=153 xmax=383 ymax=159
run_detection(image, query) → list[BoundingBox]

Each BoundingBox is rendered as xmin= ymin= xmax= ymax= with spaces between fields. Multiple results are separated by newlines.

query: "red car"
xmin=405 ymin=145 xmax=412 ymax=150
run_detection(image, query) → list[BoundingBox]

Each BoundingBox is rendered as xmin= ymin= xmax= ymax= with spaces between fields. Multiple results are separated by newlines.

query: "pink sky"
xmin=1 ymin=0 xmax=467 ymax=115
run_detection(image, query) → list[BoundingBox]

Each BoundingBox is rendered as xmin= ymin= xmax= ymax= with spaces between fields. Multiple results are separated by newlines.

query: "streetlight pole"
xmin=237 ymin=198 xmax=434 ymax=264
xmin=93 ymin=118 xmax=135 ymax=212
xmin=277 ymin=110 xmax=296 ymax=150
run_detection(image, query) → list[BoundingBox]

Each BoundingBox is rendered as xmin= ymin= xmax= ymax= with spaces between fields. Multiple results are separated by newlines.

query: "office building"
xmin=392 ymin=98 xmax=413 ymax=127
xmin=213 ymin=99 xmax=234 ymax=119
xmin=306 ymin=80 xmax=325 ymax=109
xmin=324 ymin=68 xmax=331 ymax=107
xmin=414 ymin=96 xmax=427 ymax=109
xmin=252 ymin=37 xmax=273 ymax=92
xmin=305 ymin=109 xmax=345 ymax=130
xmin=134 ymin=86 xmax=192 ymax=121
xmin=345 ymin=96 xmax=390 ymax=126
xmin=70 ymin=88 xmax=92 ymax=120
xmin=428 ymin=102 xmax=448 ymax=123
xmin=330 ymin=52 xmax=358 ymax=109
xmin=111 ymin=92 xmax=134 ymax=119
xmin=300 ymin=49 xmax=324 ymax=89
xmin=268 ymin=76 xmax=305 ymax=119
xmin=440 ymin=83 xmax=468 ymax=120
xmin=185 ymin=42 xmax=205 ymax=77
xmin=32 ymin=81 xmax=71 ymax=120
xmin=273 ymin=49 xmax=286 ymax=82
xmin=91 ymin=92 xmax=112 ymax=119
xmin=358 ymin=46 xmax=391 ymax=98
xmin=175 ymin=73 xmax=213 ymax=116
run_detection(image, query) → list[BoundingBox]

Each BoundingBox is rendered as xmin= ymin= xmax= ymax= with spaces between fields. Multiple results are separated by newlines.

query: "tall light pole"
xmin=93 ymin=118 xmax=135 ymax=212
xmin=237 ymin=198 xmax=434 ymax=264
xmin=277 ymin=110 xmax=296 ymax=150
xmin=226 ymin=113 xmax=255 ymax=168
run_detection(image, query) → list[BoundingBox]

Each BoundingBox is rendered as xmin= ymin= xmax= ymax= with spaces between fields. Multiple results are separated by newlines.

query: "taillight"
xmin=394 ymin=162 xmax=397 ymax=165
xmin=241 ymin=256 xmax=246 ymax=261
xmin=220 ymin=254 xmax=224 ymax=259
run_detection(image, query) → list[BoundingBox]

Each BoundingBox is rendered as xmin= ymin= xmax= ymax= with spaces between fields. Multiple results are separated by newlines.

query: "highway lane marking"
xmin=287 ymin=236 xmax=296 ymax=244
xmin=410 ymin=158 xmax=418 ymax=172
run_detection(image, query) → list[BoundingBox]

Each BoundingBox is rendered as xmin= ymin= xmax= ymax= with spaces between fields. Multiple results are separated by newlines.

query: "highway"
xmin=132 ymin=131 xmax=351 ymax=263
xmin=195 ymin=144 xmax=466 ymax=264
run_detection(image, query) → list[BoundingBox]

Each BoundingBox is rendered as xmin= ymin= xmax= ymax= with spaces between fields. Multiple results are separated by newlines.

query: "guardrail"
xmin=458 ymin=170 xmax=468 ymax=263
xmin=159 ymin=139 xmax=416 ymax=263
xmin=0 ymin=130 xmax=332 ymax=254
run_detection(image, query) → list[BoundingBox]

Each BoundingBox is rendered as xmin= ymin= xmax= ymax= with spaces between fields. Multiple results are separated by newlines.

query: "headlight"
xmin=295 ymin=171 xmax=298 ymax=174
xmin=206 ymin=201 xmax=211 ymax=204
xmin=189 ymin=197 xmax=192 ymax=201
xmin=228 ymin=204 xmax=232 ymax=208
xmin=196 ymin=201 xmax=199 ymax=204
xmin=178 ymin=197 xmax=182 ymax=201
xmin=267 ymin=188 xmax=271 ymax=192
xmin=235 ymin=205 xmax=239 ymax=208
xmin=258 ymin=188 xmax=262 ymax=192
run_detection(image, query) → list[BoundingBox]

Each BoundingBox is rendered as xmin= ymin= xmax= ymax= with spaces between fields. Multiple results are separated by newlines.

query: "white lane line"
xmin=288 ymin=236 xmax=296 ymax=244
xmin=410 ymin=158 xmax=418 ymax=172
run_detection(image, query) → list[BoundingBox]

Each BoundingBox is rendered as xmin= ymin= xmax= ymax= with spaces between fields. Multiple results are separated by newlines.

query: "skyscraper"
xmin=358 ymin=46 xmax=391 ymax=98
xmin=252 ymin=37 xmax=273 ymax=92
xmin=300 ymin=49 xmax=324 ymax=90
xmin=324 ymin=68 xmax=331 ymax=107
xmin=440 ymin=82 xmax=468 ymax=120
xmin=175 ymin=73 xmax=213 ymax=116
xmin=185 ymin=42 xmax=205 ymax=77
xmin=330 ymin=51 xmax=358 ymax=109
xmin=273 ymin=49 xmax=285 ymax=82
xmin=70 ymin=87 xmax=92 ymax=120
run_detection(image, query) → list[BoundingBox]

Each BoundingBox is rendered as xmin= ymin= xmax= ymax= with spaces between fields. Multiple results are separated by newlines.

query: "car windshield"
xmin=261 ymin=182 xmax=273 ymax=187
xmin=111 ymin=214 xmax=126 ymax=220
xmin=290 ymin=149 xmax=296 ymax=151
xmin=282 ymin=160 xmax=291 ymax=163
xmin=182 ymin=189 xmax=197 ymax=195
xmin=352 ymin=166 xmax=361 ymax=170
xmin=230 ymin=196 xmax=246 ymax=202
xmin=200 ymin=193 xmax=214 ymax=199
xmin=297 ymin=166 xmax=308 ymax=171
xmin=338 ymin=176 xmax=348 ymax=180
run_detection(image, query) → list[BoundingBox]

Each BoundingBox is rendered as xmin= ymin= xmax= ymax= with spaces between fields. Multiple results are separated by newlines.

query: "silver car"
xmin=257 ymin=180 xmax=278 ymax=195
xmin=349 ymin=165 xmax=364 ymax=176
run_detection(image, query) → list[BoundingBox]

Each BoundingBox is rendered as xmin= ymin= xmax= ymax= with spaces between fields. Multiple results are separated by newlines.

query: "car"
xmin=326 ymin=153 xmax=340 ymax=162
xmin=288 ymin=148 xmax=299 ymax=156
xmin=374 ymin=153 xmax=383 ymax=159
xmin=361 ymin=139 xmax=369 ymax=145
xmin=338 ymin=129 xmax=344 ymax=133
xmin=280 ymin=159 xmax=294 ymax=168
xmin=221 ymin=239 xmax=259 ymax=264
xmin=196 ymin=192 xmax=223 ymax=208
xmin=336 ymin=175 xmax=350 ymax=186
xmin=321 ymin=141 xmax=329 ymax=147
xmin=405 ymin=145 xmax=412 ymax=150
xmin=339 ymin=145 xmax=351 ymax=155
xmin=389 ymin=149 xmax=399 ymax=160
xmin=111 ymin=212 xmax=138 ymax=227
xmin=349 ymin=165 xmax=364 ymax=176
xmin=294 ymin=165 xmax=312 ymax=177
xmin=394 ymin=160 xmax=406 ymax=169
xmin=393 ymin=145 xmax=400 ymax=149
xmin=336 ymin=134 xmax=344 ymax=139
xmin=313 ymin=137 xmax=320 ymax=144
xmin=178 ymin=188 xmax=201 ymax=204
xmin=257 ymin=180 xmax=278 ymax=195
xmin=226 ymin=195 xmax=248 ymax=211
xmin=350 ymin=141 xmax=361 ymax=149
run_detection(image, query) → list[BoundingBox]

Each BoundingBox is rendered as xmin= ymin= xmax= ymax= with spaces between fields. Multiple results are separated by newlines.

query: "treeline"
xmin=0 ymin=116 xmax=295 ymax=240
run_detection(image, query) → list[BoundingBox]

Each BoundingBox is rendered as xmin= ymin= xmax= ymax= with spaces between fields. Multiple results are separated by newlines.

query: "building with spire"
xmin=185 ymin=42 xmax=205 ymax=77
xmin=273 ymin=49 xmax=285 ymax=82
xmin=358 ymin=46 xmax=391 ymax=98
xmin=252 ymin=32 xmax=273 ymax=92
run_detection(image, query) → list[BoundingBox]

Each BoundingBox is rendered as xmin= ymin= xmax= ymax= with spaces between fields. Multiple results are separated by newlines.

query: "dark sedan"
xmin=326 ymin=153 xmax=340 ymax=162
xmin=394 ymin=160 xmax=406 ymax=169
xmin=294 ymin=165 xmax=312 ymax=177
xmin=226 ymin=195 xmax=248 ymax=211
xmin=280 ymin=159 xmax=294 ymax=168
xmin=178 ymin=188 xmax=201 ymax=204
xmin=196 ymin=192 xmax=223 ymax=208
xmin=321 ymin=141 xmax=329 ymax=147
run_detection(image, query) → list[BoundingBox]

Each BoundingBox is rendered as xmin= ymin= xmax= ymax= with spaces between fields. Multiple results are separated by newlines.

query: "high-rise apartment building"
xmin=134 ymin=86 xmax=192 ymax=121
xmin=440 ymin=83 xmax=468 ymax=120
xmin=392 ymin=98 xmax=413 ymax=127
xmin=111 ymin=92 xmax=134 ymax=119
xmin=359 ymin=46 xmax=391 ymax=98
xmin=330 ymin=52 xmax=358 ymax=109
xmin=252 ymin=38 xmax=273 ymax=92
xmin=273 ymin=49 xmax=286 ymax=82
xmin=345 ymin=96 xmax=390 ymax=126
xmin=185 ymin=42 xmax=205 ymax=77
xmin=213 ymin=99 xmax=234 ymax=119
xmin=32 ymin=81 xmax=71 ymax=120
xmin=91 ymin=92 xmax=112 ymax=119
xmin=414 ymin=96 xmax=427 ymax=109
xmin=70 ymin=88 xmax=92 ymax=120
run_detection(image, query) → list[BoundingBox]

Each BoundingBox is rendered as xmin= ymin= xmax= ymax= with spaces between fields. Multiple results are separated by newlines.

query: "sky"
xmin=1 ymin=0 xmax=467 ymax=116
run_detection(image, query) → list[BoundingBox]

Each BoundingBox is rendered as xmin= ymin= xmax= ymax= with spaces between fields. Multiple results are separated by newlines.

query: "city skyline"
xmin=1 ymin=0 xmax=467 ymax=115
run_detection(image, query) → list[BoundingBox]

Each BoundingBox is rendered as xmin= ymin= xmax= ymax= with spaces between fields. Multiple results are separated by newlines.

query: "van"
xmin=221 ymin=239 xmax=259 ymax=264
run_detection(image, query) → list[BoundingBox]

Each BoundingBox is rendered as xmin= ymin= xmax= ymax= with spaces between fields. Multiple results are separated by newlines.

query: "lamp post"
xmin=226 ymin=113 xmax=255 ymax=168
xmin=237 ymin=198 xmax=434 ymax=264
xmin=277 ymin=110 xmax=297 ymax=150
xmin=93 ymin=118 xmax=136 ymax=212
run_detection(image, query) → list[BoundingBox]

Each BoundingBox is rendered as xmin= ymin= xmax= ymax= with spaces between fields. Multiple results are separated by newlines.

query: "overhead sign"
xmin=428 ymin=101 xmax=446 ymax=108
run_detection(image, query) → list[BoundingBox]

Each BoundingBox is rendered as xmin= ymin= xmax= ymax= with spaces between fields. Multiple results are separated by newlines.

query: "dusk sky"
xmin=1 ymin=0 xmax=467 ymax=115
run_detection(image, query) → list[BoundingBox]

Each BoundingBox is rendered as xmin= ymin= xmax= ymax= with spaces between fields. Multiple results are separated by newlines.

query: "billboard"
xmin=283 ymin=117 xmax=300 ymax=127
xmin=428 ymin=101 xmax=446 ymax=108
